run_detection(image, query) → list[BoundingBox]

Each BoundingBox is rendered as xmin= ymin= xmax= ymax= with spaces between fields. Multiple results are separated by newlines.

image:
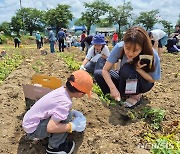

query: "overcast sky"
xmin=0 ymin=0 xmax=179 ymax=26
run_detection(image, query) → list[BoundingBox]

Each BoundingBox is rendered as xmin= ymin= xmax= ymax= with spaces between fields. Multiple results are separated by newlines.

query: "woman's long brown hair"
xmin=120 ymin=26 xmax=155 ymax=72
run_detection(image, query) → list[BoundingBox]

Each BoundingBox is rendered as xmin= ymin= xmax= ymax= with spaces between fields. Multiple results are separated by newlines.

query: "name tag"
xmin=125 ymin=79 xmax=137 ymax=94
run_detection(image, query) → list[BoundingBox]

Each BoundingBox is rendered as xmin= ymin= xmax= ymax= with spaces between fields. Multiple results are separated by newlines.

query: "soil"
xmin=0 ymin=44 xmax=179 ymax=154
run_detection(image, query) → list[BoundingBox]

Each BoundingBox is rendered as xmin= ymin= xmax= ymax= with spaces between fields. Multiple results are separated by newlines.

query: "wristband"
xmin=68 ymin=122 xmax=72 ymax=133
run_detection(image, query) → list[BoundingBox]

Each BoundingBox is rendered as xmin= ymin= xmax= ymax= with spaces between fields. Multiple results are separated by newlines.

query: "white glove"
xmin=70 ymin=116 xmax=86 ymax=132
xmin=80 ymin=65 xmax=86 ymax=70
xmin=71 ymin=110 xmax=84 ymax=118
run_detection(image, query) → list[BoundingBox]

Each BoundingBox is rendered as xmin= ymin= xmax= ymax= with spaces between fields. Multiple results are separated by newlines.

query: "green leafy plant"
xmin=0 ymin=53 xmax=23 ymax=83
xmin=58 ymin=53 xmax=81 ymax=71
xmin=32 ymin=65 xmax=40 ymax=73
xmin=151 ymin=135 xmax=180 ymax=154
xmin=36 ymin=60 xmax=44 ymax=66
xmin=142 ymin=107 xmax=165 ymax=130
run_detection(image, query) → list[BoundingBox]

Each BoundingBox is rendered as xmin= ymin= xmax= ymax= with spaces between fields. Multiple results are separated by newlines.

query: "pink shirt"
xmin=22 ymin=86 xmax=72 ymax=133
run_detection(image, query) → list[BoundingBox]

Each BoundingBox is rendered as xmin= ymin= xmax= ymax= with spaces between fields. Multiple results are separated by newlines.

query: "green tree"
xmin=81 ymin=0 xmax=110 ymax=34
xmin=160 ymin=20 xmax=173 ymax=36
xmin=96 ymin=18 xmax=113 ymax=27
xmin=74 ymin=18 xmax=86 ymax=26
xmin=45 ymin=4 xmax=73 ymax=33
xmin=136 ymin=10 xmax=159 ymax=31
xmin=16 ymin=8 xmax=45 ymax=35
xmin=0 ymin=22 xmax=11 ymax=35
xmin=11 ymin=16 xmax=24 ymax=36
xmin=177 ymin=14 xmax=180 ymax=25
xmin=108 ymin=2 xmax=133 ymax=39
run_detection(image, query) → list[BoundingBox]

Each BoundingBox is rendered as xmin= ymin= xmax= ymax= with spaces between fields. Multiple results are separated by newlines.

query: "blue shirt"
xmin=57 ymin=30 xmax=66 ymax=40
xmin=35 ymin=33 xmax=41 ymax=41
xmin=48 ymin=30 xmax=56 ymax=42
xmin=107 ymin=42 xmax=161 ymax=80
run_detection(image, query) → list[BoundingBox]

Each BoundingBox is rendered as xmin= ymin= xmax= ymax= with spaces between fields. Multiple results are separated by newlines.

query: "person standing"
xmin=81 ymin=35 xmax=93 ymax=54
xmin=112 ymin=32 xmax=118 ymax=47
xmin=47 ymin=27 xmax=56 ymax=53
xmin=80 ymin=31 xmax=87 ymax=51
xmin=14 ymin=37 xmax=21 ymax=48
xmin=41 ymin=35 xmax=44 ymax=47
xmin=35 ymin=31 xmax=41 ymax=49
xmin=57 ymin=28 xmax=66 ymax=52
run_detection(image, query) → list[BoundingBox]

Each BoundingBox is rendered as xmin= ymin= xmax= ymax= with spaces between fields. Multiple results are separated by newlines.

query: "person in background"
xmin=94 ymin=26 xmax=161 ymax=108
xmin=35 ymin=31 xmax=41 ymax=49
xmin=171 ymin=25 xmax=180 ymax=39
xmin=81 ymin=35 xmax=93 ymax=54
xmin=22 ymin=70 xmax=93 ymax=154
xmin=47 ymin=27 xmax=56 ymax=53
xmin=149 ymin=29 xmax=168 ymax=58
xmin=112 ymin=32 xmax=118 ymax=47
xmin=80 ymin=31 xmax=87 ymax=51
xmin=41 ymin=35 xmax=44 ymax=47
xmin=66 ymin=35 xmax=73 ymax=48
xmin=14 ymin=37 xmax=21 ymax=48
xmin=80 ymin=34 xmax=110 ymax=75
xmin=80 ymin=30 xmax=86 ymax=42
xmin=166 ymin=37 xmax=180 ymax=53
xmin=57 ymin=28 xmax=66 ymax=52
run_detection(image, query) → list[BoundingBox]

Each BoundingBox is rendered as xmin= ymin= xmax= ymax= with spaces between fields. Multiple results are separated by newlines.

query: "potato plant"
xmin=58 ymin=53 xmax=81 ymax=71
xmin=0 ymin=53 xmax=23 ymax=84
xmin=142 ymin=107 xmax=165 ymax=130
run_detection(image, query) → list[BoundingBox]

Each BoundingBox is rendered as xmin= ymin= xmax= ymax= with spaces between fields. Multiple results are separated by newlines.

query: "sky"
xmin=0 ymin=0 xmax=179 ymax=27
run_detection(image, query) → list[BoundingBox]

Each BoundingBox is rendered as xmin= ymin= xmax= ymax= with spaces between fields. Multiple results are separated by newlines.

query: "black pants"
xmin=94 ymin=63 xmax=154 ymax=97
xmin=58 ymin=39 xmax=65 ymax=52
xmin=36 ymin=40 xmax=41 ymax=49
xmin=14 ymin=41 xmax=20 ymax=48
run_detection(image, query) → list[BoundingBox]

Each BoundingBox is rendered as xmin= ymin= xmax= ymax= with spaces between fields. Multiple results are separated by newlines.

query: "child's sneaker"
xmin=46 ymin=140 xmax=75 ymax=154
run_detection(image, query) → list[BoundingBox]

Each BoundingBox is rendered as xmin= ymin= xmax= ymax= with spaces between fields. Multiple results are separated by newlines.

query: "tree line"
xmin=0 ymin=0 xmax=179 ymax=38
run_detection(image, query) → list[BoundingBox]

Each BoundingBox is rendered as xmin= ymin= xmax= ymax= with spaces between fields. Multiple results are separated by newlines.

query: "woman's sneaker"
xmin=46 ymin=140 xmax=75 ymax=154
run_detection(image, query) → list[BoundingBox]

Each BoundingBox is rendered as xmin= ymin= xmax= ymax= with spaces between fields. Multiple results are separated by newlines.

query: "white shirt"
xmin=151 ymin=29 xmax=166 ymax=41
xmin=86 ymin=45 xmax=110 ymax=62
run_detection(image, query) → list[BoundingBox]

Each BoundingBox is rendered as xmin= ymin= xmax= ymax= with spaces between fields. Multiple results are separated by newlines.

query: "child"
xmin=94 ymin=26 xmax=161 ymax=108
xmin=80 ymin=34 xmax=110 ymax=74
xmin=22 ymin=70 xmax=93 ymax=154
xmin=149 ymin=29 xmax=168 ymax=57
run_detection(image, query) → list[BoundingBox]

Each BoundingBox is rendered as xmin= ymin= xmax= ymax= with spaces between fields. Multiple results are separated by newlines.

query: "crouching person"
xmin=80 ymin=34 xmax=110 ymax=74
xmin=22 ymin=70 xmax=93 ymax=154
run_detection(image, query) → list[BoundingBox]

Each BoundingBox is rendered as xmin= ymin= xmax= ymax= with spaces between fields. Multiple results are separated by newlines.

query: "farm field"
xmin=0 ymin=44 xmax=179 ymax=154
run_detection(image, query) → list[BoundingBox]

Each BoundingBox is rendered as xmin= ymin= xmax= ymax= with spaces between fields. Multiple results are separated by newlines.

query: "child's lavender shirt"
xmin=22 ymin=86 xmax=72 ymax=133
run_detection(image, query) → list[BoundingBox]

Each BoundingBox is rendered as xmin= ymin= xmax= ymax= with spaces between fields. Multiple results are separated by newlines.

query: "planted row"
xmin=0 ymin=54 xmax=23 ymax=84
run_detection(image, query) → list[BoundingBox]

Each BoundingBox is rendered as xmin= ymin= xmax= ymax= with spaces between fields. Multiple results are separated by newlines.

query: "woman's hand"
xmin=136 ymin=61 xmax=147 ymax=69
xmin=110 ymin=87 xmax=121 ymax=101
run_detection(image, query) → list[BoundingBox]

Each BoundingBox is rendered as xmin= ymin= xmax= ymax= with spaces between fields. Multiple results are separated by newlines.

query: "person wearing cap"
xmin=35 ymin=31 xmax=41 ymax=49
xmin=80 ymin=34 xmax=110 ymax=75
xmin=22 ymin=70 xmax=93 ymax=154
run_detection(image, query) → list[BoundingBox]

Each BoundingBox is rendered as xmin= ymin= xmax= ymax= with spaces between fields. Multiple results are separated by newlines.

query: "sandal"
xmin=123 ymin=94 xmax=142 ymax=108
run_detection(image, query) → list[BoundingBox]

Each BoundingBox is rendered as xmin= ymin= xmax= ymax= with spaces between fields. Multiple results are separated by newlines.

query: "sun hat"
xmin=91 ymin=34 xmax=106 ymax=45
xmin=70 ymin=70 xmax=93 ymax=98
